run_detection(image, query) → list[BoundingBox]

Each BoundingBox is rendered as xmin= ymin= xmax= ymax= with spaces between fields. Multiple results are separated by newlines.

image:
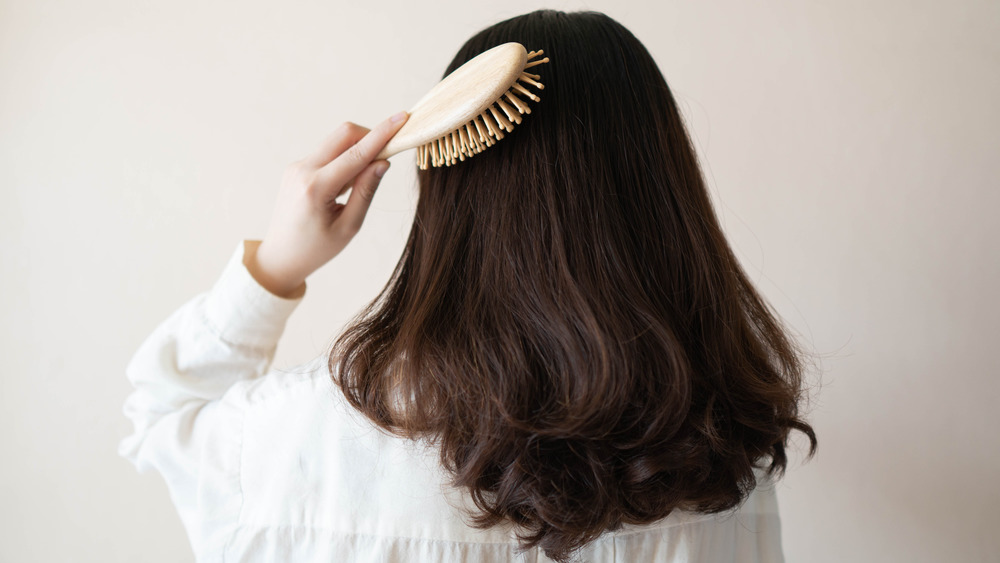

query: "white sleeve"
xmin=117 ymin=240 xmax=304 ymax=557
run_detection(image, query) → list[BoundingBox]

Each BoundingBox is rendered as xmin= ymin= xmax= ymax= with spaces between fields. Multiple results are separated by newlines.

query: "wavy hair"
xmin=330 ymin=9 xmax=817 ymax=562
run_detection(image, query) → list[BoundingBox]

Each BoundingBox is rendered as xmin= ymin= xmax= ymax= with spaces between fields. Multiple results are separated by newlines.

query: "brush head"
xmin=375 ymin=42 xmax=549 ymax=168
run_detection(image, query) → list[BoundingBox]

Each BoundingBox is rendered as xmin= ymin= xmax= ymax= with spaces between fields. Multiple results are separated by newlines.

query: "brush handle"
xmin=374 ymin=43 xmax=528 ymax=161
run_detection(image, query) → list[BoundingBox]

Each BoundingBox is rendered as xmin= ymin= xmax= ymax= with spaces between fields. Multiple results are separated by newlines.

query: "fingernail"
xmin=374 ymin=161 xmax=390 ymax=178
xmin=390 ymin=110 xmax=408 ymax=124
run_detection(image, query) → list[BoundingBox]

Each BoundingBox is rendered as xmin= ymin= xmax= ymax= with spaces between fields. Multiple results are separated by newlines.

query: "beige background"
xmin=2 ymin=0 xmax=997 ymax=561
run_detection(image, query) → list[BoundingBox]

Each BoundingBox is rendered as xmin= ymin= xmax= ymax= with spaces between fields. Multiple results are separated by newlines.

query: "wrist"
xmin=242 ymin=240 xmax=307 ymax=299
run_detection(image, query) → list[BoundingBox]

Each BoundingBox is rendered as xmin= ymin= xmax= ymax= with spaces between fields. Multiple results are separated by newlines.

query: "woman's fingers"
xmin=251 ymin=112 xmax=409 ymax=290
xmin=338 ymin=160 xmax=390 ymax=234
xmin=314 ymin=111 xmax=409 ymax=192
xmin=302 ymin=122 xmax=370 ymax=169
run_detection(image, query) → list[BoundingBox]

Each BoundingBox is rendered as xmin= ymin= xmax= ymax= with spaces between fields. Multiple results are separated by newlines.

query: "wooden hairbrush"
xmin=374 ymin=42 xmax=549 ymax=169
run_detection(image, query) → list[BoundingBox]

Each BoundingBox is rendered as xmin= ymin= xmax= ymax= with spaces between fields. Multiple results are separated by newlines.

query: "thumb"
xmin=340 ymin=160 xmax=389 ymax=233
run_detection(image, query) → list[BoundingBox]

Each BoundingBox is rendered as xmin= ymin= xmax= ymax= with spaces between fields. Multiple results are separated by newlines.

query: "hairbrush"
xmin=374 ymin=42 xmax=549 ymax=169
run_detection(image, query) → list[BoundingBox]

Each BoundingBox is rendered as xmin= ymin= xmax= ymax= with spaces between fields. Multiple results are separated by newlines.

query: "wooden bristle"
xmin=482 ymin=110 xmax=502 ymax=139
xmin=517 ymin=73 xmax=544 ymax=90
xmin=417 ymin=48 xmax=548 ymax=169
xmin=463 ymin=123 xmax=478 ymax=154
xmin=511 ymin=82 xmax=539 ymax=101
xmin=488 ymin=106 xmax=512 ymax=132
xmin=497 ymin=99 xmax=520 ymax=124
xmin=478 ymin=116 xmax=494 ymax=145
xmin=504 ymin=91 xmax=529 ymax=114
xmin=472 ymin=117 xmax=487 ymax=145
xmin=524 ymin=57 xmax=549 ymax=69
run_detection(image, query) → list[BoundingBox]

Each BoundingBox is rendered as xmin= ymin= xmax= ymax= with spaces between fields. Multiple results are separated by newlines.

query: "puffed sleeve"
xmin=117 ymin=239 xmax=305 ymax=557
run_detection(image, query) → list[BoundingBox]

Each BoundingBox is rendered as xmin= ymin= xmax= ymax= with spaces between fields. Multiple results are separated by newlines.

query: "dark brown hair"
xmin=330 ymin=9 xmax=817 ymax=562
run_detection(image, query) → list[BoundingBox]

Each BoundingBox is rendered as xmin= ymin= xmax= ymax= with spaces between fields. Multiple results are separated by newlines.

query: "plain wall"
xmin=2 ymin=0 xmax=997 ymax=561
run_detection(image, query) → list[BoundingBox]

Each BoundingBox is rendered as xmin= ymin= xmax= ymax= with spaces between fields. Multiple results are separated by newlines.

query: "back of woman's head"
xmin=331 ymin=9 xmax=817 ymax=562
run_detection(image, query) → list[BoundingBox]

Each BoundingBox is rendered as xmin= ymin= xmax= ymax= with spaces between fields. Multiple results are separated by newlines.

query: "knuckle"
xmin=344 ymin=144 xmax=367 ymax=166
xmin=358 ymin=184 xmax=376 ymax=202
xmin=340 ymin=121 xmax=365 ymax=136
xmin=302 ymin=171 xmax=324 ymax=199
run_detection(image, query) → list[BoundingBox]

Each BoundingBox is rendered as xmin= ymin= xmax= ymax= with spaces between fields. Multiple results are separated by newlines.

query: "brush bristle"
xmin=418 ymin=50 xmax=550 ymax=170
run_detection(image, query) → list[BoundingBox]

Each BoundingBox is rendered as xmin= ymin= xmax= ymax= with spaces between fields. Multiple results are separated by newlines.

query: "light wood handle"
xmin=375 ymin=43 xmax=529 ymax=161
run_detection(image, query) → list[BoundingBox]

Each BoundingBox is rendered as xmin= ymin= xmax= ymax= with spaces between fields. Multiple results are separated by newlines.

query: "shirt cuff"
xmin=202 ymin=240 xmax=305 ymax=351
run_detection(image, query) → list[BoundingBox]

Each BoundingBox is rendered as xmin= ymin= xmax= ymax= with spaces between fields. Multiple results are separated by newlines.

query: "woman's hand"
xmin=246 ymin=111 xmax=410 ymax=298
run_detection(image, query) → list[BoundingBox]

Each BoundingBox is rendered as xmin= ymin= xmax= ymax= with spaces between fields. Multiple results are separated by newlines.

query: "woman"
xmin=119 ymin=9 xmax=817 ymax=563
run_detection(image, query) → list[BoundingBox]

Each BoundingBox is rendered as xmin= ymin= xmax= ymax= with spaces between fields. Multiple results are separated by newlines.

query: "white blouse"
xmin=118 ymin=240 xmax=787 ymax=562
